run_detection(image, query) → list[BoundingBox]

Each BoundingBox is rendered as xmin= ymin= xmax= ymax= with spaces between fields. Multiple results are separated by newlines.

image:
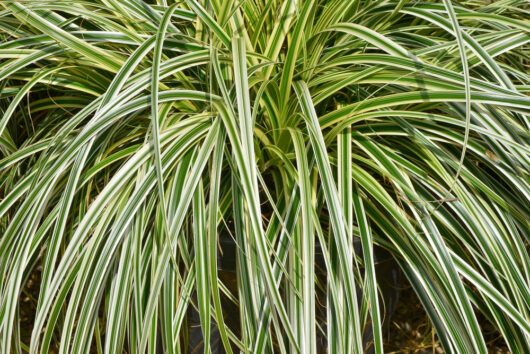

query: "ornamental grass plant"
xmin=0 ymin=0 xmax=529 ymax=352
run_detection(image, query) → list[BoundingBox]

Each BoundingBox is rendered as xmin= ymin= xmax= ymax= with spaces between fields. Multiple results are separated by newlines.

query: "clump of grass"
xmin=0 ymin=0 xmax=529 ymax=352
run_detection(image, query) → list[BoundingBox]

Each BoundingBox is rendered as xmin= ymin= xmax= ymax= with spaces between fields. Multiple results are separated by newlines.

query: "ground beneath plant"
xmin=19 ymin=264 xmax=511 ymax=353
xmin=383 ymin=284 xmax=510 ymax=354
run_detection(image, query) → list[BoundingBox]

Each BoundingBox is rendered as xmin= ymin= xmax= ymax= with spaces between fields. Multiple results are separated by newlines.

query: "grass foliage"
xmin=0 ymin=0 xmax=529 ymax=352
